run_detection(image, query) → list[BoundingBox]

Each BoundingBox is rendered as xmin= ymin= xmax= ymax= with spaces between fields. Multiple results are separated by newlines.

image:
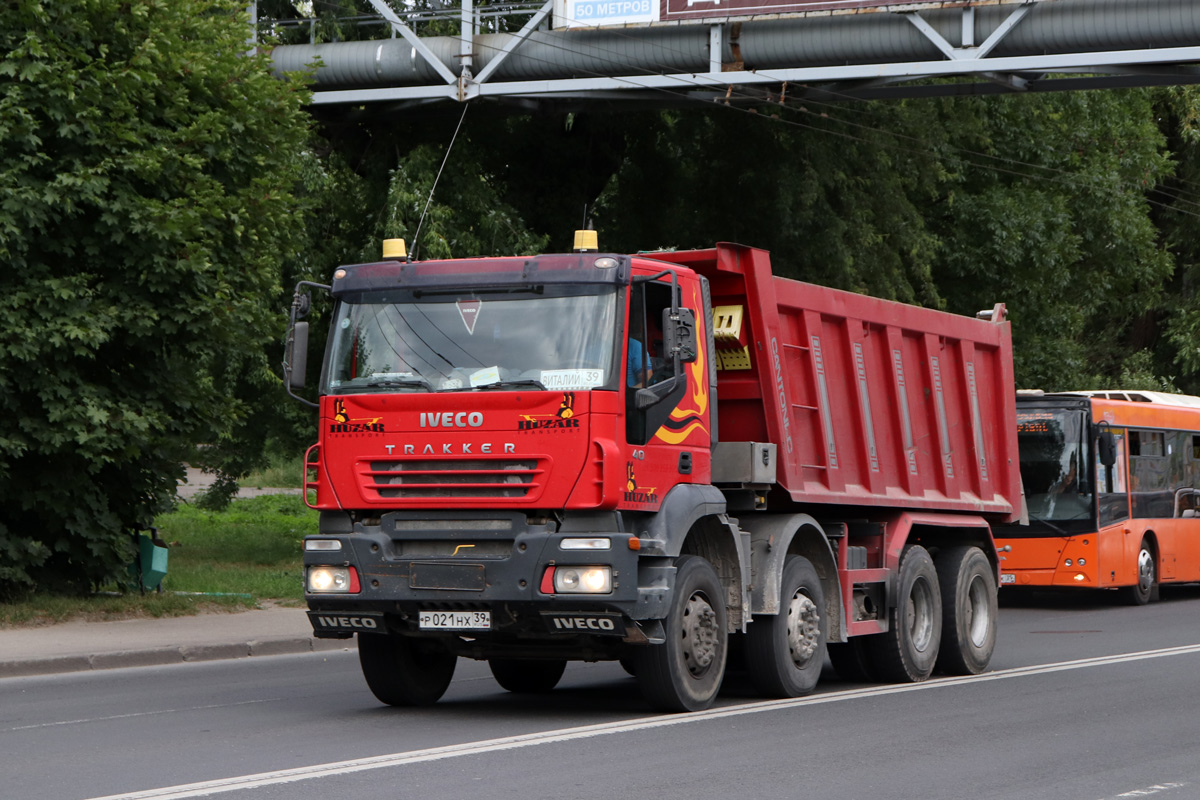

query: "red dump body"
xmin=651 ymin=243 xmax=1021 ymax=522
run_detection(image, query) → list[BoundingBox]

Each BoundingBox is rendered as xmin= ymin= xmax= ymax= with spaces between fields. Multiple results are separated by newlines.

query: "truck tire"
xmin=635 ymin=555 xmax=728 ymax=712
xmin=744 ymin=556 xmax=826 ymax=698
xmin=1122 ymin=538 xmax=1156 ymax=606
xmin=934 ymin=545 xmax=997 ymax=675
xmin=488 ymin=659 xmax=567 ymax=693
xmin=357 ymin=633 xmax=457 ymax=706
xmin=866 ymin=545 xmax=941 ymax=683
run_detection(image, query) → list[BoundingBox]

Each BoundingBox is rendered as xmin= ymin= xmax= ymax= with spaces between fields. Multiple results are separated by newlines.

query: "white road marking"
xmin=1108 ymin=783 xmax=1188 ymax=798
xmin=86 ymin=643 xmax=1200 ymax=800
xmin=4 ymin=699 xmax=278 ymax=733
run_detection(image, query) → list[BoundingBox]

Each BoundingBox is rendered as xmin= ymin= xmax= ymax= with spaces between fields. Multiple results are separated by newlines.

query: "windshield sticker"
xmin=539 ymin=369 xmax=605 ymax=390
xmin=470 ymin=366 xmax=501 ymax=387
xmin=457 ymin=298 xmax=481 ymax=334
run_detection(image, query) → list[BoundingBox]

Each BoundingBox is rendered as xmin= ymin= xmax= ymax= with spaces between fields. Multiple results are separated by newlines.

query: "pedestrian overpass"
xmin=264 ymin=0 xmax=1200 ymax=109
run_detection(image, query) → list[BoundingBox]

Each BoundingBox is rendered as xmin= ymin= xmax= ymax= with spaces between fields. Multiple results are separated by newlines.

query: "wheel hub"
xmin=1137 ymin=548 xmax=1154 ymax=593
xmin=786 ymin=591 xmax=821 ymax=666
xmin=682 ymin=591 xmax=719 ymax=675
xmin=907 ymin=577 xmax=935 ymax=653
xmin=965 ymin=574 xmax=992 ymax=648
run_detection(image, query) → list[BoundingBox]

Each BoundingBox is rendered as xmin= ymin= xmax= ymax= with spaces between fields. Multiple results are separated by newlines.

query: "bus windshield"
xmin=1017 ymin=408 xmax=1094 ymax=522
xmin=324 ymin=285 xmax=619 ymax=394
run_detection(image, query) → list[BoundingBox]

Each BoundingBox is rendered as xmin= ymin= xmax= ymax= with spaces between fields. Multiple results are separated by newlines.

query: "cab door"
xmin=620 ymin=271 xmax=710 ymax=509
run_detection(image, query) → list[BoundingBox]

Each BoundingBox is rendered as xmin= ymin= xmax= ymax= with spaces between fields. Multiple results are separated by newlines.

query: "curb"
xmin=0 ymin=637 xmax=352 ymax=679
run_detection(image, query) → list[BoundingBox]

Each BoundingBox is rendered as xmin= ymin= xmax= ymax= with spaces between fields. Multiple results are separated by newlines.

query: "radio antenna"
xmin=413 ymin=103 xmax=470 ymax=260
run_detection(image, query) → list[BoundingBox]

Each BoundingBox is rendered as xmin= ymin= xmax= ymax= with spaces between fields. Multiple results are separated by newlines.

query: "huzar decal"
xmin=656 ymin=320 xmax=710 ymax=445
xmin=517 ymin=393 xmax=581 ymax=432
xmin=624 ymin=462 xmax=658 ymax=505
xmin=329 ymin=399 xmax=385 ymax=435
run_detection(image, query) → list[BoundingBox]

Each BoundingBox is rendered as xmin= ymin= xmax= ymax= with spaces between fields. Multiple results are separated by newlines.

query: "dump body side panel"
xmin=646 ymin=243 xmax=1021 ymax=521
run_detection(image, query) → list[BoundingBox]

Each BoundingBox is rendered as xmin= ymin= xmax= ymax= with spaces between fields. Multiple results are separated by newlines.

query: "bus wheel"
xmin=358 ymin=633 xmax=457 ymax=706
xmin=745 ymin=555 xmax=827 ymax=698
xmin=934 ymin=546 xmax=997 ymax=675
xmin=635 ymin=555 xmax=728 ymax=712
xmin=1124 ymin=539 xmax=1157 ymax=606
xmin=867 ymin=545 xmax=941 ymax=683
xmin=488 ymin=659 xmax=567 ymax=693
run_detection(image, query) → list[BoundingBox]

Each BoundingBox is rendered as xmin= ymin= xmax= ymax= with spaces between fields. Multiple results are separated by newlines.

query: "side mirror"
xmin=286 ymin=321 xmax=309 ymax=390
xmin=636 ymin=374 xmax=683 ymax=410
xmin=1098 ymin=429 xmax=1116 ymax=467
xmin=662 ymin=307 xmax=697 ymax=364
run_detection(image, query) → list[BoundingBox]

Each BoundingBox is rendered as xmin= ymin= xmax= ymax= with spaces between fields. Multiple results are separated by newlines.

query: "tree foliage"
xmin=0 ymin=0 xmax=310 ymax=596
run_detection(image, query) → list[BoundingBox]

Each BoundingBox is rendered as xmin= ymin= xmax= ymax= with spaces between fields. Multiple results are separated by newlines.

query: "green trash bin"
xmin=129 ymin=532 xmax=169 ymax=592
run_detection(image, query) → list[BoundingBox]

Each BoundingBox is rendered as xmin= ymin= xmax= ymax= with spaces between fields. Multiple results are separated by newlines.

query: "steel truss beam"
xmin=267 ymin=0 xmax=1200 ymax=108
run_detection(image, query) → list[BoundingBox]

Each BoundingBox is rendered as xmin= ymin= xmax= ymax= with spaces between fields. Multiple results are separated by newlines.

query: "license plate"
xmin=419 ymin=610 xmax=491 ymax=630
xmin=1000 ymin=572 xmax=1015 ymax=584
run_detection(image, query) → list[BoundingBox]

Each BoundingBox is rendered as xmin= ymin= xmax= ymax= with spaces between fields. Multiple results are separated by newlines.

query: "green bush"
xmin=0 ymin=0 xmax=310 ymax=597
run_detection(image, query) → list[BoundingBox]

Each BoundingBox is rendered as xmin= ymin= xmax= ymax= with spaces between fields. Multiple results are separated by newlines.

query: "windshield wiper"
xmin=475 ymin=379 xmax=547 ymax=391
xmin=1027 ymin=515 xmax=1071 ymax=536
xmin=362 ymin=378 xmax=434 ymax=392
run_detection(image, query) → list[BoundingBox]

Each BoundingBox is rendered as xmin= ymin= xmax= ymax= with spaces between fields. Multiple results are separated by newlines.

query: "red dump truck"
xmin=285 ymin=236 xmax=1022 ymax=711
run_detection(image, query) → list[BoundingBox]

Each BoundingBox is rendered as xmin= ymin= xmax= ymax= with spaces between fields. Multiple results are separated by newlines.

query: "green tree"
xmin=0 ymin=0 xmax=311 ymax=596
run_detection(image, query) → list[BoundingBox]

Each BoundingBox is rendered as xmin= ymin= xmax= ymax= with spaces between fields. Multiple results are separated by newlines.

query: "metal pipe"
xmin=270 ymin=0 xmax=1200 ymax=89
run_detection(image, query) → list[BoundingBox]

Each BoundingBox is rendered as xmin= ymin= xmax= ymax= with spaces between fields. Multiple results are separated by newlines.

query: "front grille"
xmin=366 ymin=458 xmax=544 ymax=500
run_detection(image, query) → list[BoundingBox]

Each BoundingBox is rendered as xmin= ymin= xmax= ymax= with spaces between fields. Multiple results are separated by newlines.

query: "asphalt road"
xmin=5 ymin=587 xmax=1200 ymax=800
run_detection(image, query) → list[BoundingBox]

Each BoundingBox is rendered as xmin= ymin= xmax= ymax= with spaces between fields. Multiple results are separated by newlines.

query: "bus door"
xmin=1096 ymin=427 xmax=1128 ymax=585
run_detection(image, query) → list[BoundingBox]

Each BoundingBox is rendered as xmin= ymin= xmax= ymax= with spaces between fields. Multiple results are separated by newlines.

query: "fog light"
xmin=1077 ymin=558 xmax=1086 ymax=566
xmin=307 ymin=565 xmax=359 ymax=593
xmin=1073 ymin=573 xmax=1086 ymax=582
xmin=552 ymin=566 xmax=612 ymax=594
xmin=1064 ymin=559 xmax=1073 ymax=567
xmin=560 ymin=538 xmax=611 ymax=551
xmin=305 ymin=539 xmax=342 ymax=552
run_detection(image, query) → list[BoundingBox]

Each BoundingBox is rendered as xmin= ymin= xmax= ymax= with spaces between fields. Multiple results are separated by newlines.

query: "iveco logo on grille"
xmin=421 ymin=412 xmax=484 ymax=428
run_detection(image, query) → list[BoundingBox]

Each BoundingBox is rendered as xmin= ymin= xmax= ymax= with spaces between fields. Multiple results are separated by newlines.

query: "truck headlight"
xmin=307 ymin=565 xmax=360 ymax=593
xmin=551 ymin=566 xmax=612 ymax=594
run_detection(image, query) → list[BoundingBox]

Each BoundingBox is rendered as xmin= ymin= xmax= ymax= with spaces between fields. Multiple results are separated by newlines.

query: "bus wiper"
xmin=475 ymin=379 xmax=547 ymax=391
xmin=363 ymin=377 xmax=434 ymax=392
xmin=1027 ymin=515 xmax=1070 ymax=536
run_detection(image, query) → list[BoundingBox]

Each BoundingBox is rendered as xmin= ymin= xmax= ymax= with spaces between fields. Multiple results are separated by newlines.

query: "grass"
xmin=241 ymin=450 xmax=305 ymax=490
xmin=0 ymin=494 xmax=316 ymax=628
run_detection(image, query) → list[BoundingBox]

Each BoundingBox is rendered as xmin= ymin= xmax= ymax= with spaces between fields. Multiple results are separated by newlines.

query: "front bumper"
xmin=303 ymin=510 xmax=674 ymax=651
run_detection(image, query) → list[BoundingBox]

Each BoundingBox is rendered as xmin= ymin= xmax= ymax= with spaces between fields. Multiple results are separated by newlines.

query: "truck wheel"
xmin=635 ymin=555 xmax=728 ymax=712
xmin=357 ymin=633 xmax=457 ymax=706
xmin=744 ymin=555 xmax=826 ymax=698
xmin=866 ymin=545 xmax=941 ymax=683
xmin=1122 ymin=539 xmax=1156 ymax=606
xmin=934 ymin=545 xmax=997 ymax=675
xmin=488 ymin=659 xmax=567 ymax=693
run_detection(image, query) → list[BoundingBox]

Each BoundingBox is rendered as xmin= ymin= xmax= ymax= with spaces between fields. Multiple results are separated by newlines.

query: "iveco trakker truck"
xmin=285 ymin=234 xmax=1022 ymax=711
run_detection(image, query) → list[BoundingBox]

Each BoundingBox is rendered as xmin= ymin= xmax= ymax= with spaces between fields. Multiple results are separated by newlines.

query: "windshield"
xmin=324 ymin=286 xmax=619 ymax=394
xmin=1017 ymin=408 xmax=1094 ymax=523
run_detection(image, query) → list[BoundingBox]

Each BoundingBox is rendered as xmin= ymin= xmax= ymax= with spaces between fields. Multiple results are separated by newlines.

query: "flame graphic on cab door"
xmin=655 ymin=337 xmax=709 ymax=445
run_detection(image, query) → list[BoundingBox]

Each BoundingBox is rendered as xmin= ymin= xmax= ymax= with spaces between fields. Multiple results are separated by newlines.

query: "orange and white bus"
xmin=994 ymin=390 xmax=1200 ymax=604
